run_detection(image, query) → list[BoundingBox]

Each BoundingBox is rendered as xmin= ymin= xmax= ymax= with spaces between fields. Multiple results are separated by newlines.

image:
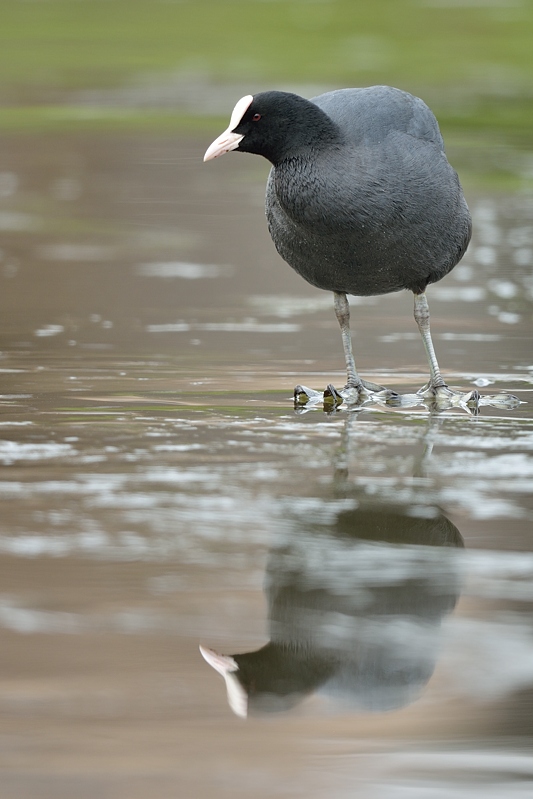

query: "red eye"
xmin=252 ymin=113 xmax=262 ymax=122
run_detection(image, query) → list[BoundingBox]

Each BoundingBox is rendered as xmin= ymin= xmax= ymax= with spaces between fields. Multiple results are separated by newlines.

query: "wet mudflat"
xmin=0 ymin=132 xmax=533 ymax=798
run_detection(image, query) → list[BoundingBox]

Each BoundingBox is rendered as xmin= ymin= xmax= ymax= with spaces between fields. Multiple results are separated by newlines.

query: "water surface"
xmin=0 ymin=132 xmax=532 ymax=798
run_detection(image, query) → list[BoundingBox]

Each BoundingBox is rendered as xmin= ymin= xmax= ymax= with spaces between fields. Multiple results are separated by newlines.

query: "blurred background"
xmin=1 ymin=3 xmax=533 ymax=799
xmin=0 ymin=0 xmax=532 ymax=358
xmin=1 ymin=0 xmax=532 ymax=168
xmin=1 ymin=0 xmax=532 ymax=154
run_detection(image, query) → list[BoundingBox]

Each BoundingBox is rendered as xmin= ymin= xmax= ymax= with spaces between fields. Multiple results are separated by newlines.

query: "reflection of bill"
xmin=201 ymin=504 xmax=463 ymax=718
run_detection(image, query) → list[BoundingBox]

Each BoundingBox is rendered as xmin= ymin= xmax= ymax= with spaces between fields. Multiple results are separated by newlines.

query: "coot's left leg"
xmin=413 ymin=291 xmax=489 ymax=411
xmin=413 ymin=291 xmax=452 ymax=396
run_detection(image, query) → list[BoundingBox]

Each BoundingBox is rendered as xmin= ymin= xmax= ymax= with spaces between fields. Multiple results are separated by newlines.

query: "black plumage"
xmin=204 ymin=86 xmax=472 ymax=400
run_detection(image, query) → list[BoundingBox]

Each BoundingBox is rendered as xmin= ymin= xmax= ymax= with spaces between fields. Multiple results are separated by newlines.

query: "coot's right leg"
xmin=294 ymin=291 xmax=396 ymax=408
xmin=334 ymin=291 xmax=394 ymax=395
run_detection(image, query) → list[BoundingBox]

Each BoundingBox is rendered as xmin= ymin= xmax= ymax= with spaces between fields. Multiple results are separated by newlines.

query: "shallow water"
xmin=0 ymin=133 xmax=533 ymax=798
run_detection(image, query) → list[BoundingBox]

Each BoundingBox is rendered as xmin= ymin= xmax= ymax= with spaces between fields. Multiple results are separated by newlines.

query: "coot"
xmin=204 ymin=87 xmax=472 ymax=402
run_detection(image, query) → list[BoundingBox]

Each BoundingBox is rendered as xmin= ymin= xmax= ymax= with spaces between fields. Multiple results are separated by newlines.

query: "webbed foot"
xmin=294 ymin=380 xmax=399 ymax=412
xmin=295 ymin=380 xmax=523 ymax=415
xmin=415 ymin=382 xmax=522 ymax=414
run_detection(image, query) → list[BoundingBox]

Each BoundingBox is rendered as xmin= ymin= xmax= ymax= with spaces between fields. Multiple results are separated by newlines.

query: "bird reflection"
xmin=200 ymin=420 xmax=464 ymax=718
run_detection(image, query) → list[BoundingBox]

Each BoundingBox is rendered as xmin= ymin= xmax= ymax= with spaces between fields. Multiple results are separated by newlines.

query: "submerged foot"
xmin=416 ymin=382 xmax=522 ymax=413
xmin=294 ymin=382 xmax=369 ymax=410
xmin=416 ymin=381 xmax=481 ymax=412
xmin=294 ymin=379 xmax=400 ymax=411
xmin=295 ymin=379 xmax=522 ymax=414
xmin=341 ymin=381 xmax=401 ymax=406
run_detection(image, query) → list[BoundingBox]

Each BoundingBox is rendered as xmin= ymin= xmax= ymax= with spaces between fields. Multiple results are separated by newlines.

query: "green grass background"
xmin=0 ymin=0 xmax=532 ymax=141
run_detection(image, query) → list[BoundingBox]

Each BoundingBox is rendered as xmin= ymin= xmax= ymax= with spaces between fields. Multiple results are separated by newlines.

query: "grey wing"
xmin=311 ymin=86 xmax=445 ymax=149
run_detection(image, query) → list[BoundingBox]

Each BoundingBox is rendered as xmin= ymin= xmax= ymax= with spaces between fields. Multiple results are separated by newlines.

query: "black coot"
xmin=204 ymin=87 xmax=472 ymax=401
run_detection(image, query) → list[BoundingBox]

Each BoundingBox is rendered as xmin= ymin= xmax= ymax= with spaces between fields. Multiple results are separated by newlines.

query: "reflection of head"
xmin=201 ymin=503 xmax=463 ymax=717
xmin=200 ymin=644 xmax=329 ymax=718
xmin=199 ymin=648 xmax=248 ymax=718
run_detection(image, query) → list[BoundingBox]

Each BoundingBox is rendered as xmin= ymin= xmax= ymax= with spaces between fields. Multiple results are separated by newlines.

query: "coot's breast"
xmin=265 ymin=86 xmax=471 ymax=297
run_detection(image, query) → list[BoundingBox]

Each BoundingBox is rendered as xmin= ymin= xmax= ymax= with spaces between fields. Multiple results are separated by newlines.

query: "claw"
xmin=458 ymin=389 xmax=481 ymax=417
xmin=324 ymin=383 xmax=344 ymax=409
xmin=464 ymin=389 xmax=481 ymax=408
xmin=294 ymin=385 xmax=322 ymax=405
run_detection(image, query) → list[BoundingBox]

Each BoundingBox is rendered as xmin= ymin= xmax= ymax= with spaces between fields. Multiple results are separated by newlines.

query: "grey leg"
xmin=413 ymin=292 xmax=447 ymax=390
xmin=294 ymin=291 xmax=387 ymax=406
xmin=333 ymin=292 xmax=387 ymax=394
xmin=333 ymin=291 xmax=361 ymax=388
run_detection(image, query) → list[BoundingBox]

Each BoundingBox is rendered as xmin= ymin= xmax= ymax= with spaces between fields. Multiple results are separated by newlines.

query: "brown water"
xmin=0 ymin=133 xmax=533 ymax=798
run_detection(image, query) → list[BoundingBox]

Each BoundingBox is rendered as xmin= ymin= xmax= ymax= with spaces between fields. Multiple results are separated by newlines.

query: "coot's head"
xmin=204 ymin=91 xmax=339 ymax=166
